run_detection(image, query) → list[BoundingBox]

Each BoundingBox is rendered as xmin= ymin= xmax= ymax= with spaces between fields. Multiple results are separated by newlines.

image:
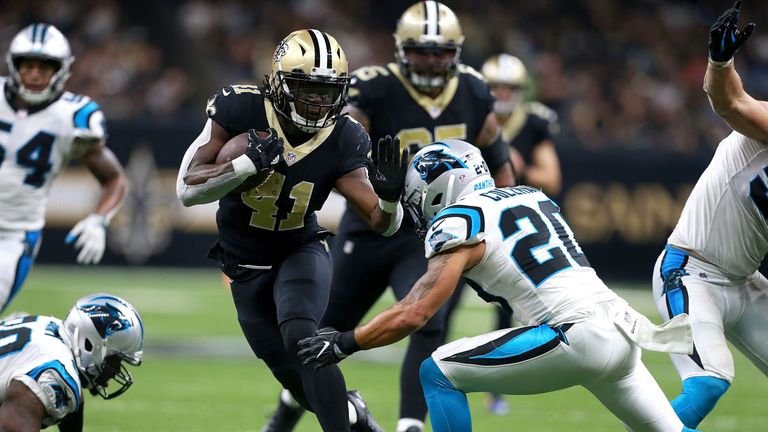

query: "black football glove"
xmin=369 ymin=135 xmax=408 ymax=203
xmin=297 ymin=327 xmax=359 ymax=371
xmin=709 ymin=0 xmax=755 ymax=62
xmin=246 ymin=127 xmax=284 ymax=172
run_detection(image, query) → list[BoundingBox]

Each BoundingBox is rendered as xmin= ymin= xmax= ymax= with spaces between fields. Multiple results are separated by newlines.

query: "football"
xmin=217 ymin=131 xmax=274 ymax=193
xmin=215 ymin=130 xmax=272 ymax=164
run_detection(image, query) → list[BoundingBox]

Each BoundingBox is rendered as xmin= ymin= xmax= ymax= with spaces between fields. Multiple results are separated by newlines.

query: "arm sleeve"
xmin=424 ymin=208 xmax=486 ymax=259
xmin=72 ymin=100 xmax=107 ymax=141
xmin=15 ymin=365 xmax=81 ymax=427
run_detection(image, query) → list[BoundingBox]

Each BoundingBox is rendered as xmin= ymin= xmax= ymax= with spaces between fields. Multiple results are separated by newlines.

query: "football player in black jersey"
xmin=266 ymin=3 xmax=515 ymax=432
xmin=176 ymin=29 xmax=407 ymax=432
xmin=482 ymin=53 xmax=561 ymax=196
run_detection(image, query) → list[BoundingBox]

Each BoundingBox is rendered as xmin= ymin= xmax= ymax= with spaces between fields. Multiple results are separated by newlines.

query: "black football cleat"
xmin=347 ymin=390 xmax=384 ymax=432
xmin=261 ymin=397 xmax=304 ymax=432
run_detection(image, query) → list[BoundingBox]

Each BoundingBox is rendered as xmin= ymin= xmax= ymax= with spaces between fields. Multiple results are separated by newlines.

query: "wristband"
xmin=337 ymin=330 xmax=362 ymax=355
xmin=232 ymin=154 xmax=257 ymax=178
xmin=708 ymin=58 xmax=734 ymax=69
xmin=378 ymin=198 xmax=399 ymax=213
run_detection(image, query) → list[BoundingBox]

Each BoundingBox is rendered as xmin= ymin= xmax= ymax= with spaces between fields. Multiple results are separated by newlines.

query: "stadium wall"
xmin=37 ymin=121 xmax=713 ymax=281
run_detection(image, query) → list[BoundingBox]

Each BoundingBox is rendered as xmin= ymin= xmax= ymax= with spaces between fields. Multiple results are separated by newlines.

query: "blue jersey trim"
xmin=431 ymin=205 xmax=484 ymax=239
xmin=0 ymin=119 xmax=11 ymax=132
xmin=3 ymin=230 xmax=41 ymax=313
xmin=26 ymin=359 xmax=81 ymax=409
xmin=72 ymin=101 xmax=99 ymax=129
xmin=661 ymin=245 xmax=689 ymax=277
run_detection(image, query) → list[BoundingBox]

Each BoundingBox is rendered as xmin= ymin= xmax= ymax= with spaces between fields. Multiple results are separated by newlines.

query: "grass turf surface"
xmin=9 ymin=266 xmax=767 ymax=431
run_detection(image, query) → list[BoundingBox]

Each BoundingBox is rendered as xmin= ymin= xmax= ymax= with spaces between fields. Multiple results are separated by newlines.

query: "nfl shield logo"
xmin=286 ymin=151 xmax=297 ymax=164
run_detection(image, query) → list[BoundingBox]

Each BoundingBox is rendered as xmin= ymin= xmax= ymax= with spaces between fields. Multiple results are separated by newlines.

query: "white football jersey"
xmin=668 ymin=131 xmax=768 ymax=279
xmin=424 ymin=186 xmax=618 ymax=326
xmin=0 ymin=76 xmax=106 ymax=230
xmin=0 ymin=315 xmax=81 ymax=426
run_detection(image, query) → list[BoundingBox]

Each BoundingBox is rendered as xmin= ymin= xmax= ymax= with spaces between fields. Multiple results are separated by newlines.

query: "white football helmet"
xmin=403 ymin=139 xmax=494 ymax=238
xmin=267 ymin=29 xmax=350 ymax=133
xmin=6 ymin=23 xmax=74 ymax=105
xmin=63 ymin=293 xmax=143 ymax=399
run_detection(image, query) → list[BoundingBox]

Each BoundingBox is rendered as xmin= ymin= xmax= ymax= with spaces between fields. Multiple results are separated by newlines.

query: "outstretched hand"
xmin=369 ymin=135 xmax=408 ymax=203
xmin=709 ymin=0 xmax=755 ymax=62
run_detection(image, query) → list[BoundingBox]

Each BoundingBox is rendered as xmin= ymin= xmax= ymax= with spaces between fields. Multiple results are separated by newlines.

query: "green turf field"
xmin=10 ymin=266 xmax=767 ymax=431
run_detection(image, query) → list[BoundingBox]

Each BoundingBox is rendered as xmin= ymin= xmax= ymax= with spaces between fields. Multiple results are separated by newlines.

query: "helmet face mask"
xmin=403 ymin=140 xmax=494 ymax=239
xmin=394 ymin=1 xmax=464 ymax=92
xmin=6 ymin=23 xmax=74 ymax=105
xmin=63 ymin=294 xmax=143 ymax=400
xmin=267 ymin=29 xmax=350 ymax=133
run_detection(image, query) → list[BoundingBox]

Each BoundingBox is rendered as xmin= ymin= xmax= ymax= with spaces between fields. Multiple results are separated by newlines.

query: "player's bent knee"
xmin=672 ymin=376 xmax=730 ymax=428
xmin=419 ymin=357 xmax=455 ymax=392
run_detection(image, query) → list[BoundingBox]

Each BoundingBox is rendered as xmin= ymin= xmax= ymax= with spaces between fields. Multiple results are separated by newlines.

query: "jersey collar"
xmin=264 ymin=99 xmax=335 ymax=166
xmin=388 ymin=63 xmax=459 ymax=120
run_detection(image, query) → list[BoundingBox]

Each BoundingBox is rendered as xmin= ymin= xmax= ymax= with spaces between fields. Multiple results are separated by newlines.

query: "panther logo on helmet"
xmin=403 ymin=140 xmax=493 ymax=239
xmin=63 ymin=293 xmax=143 ymax=400
xmin=412 ymin=148 xmax=467 ymax=183
xmin=80 ymin=302 xmax=132 ymax=338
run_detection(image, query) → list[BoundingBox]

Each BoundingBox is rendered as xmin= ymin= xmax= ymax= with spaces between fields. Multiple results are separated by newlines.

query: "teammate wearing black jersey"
xmin=266 ymin=3 xmax=514 ymax=432
xmin=482 ymin=53 xmax=561 ymax=196
xmin=176 ymin=29 xmax=407 ymax=432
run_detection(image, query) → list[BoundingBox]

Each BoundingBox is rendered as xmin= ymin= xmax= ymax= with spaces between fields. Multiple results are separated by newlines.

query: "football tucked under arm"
xmin=176 ymin=122 xmax=273 ymax=206
xmin=215 ymin=131 xmax=275 ymax=193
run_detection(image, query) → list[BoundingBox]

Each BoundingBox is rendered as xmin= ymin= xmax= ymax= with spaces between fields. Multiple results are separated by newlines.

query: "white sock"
xmin=396 ymin=418 xmax=424 ymax=432
xmin=280 ymin=389 xmax=301 ymax=409
xmin=348 ymin=401 xmax=358 ymax=425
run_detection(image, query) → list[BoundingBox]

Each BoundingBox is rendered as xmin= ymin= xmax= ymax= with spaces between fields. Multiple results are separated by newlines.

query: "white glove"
xmin=66 ymin=214 xmax=107 ymax=265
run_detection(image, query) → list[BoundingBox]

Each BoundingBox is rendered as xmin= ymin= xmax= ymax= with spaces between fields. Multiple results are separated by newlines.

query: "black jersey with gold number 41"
xmin=207 ymin=84 xmax=371 ymax=265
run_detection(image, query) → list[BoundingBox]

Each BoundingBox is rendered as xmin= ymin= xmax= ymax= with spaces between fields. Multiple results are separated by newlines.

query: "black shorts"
xmin=211 ymin=239 xmax=333 ymax=325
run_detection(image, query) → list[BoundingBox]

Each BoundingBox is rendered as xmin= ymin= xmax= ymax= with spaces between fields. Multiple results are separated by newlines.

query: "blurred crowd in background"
xmin=2 ymin=0 xmax=768 ymax=153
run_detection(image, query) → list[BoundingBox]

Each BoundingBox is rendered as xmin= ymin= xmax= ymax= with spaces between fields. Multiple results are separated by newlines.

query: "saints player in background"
xmin=0 ymin=24 xmax=127 ymax=313
xmin=482 ymin=53 xmax=561 ymax=196
xmin=265 ymin=3 xmax=515 ymax=432
xmin=298 ymin=140 xmax=698 ymax=432
xmin=177 ymin=29 xmax=406 ymax=432
xmin=652 ymin=1 xmax=768 ymax=428
xmin=0 ymin=293 xmax=143 ymax=432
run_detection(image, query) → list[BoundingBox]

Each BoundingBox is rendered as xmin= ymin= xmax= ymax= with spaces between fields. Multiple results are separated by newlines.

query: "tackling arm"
xmin=296 ymin=242 xmax=485 ymax=370
xmin=0 ymin=380 xmax=47 ymax=432
xmin=355 ymin=241 xmax=486 ymax=349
